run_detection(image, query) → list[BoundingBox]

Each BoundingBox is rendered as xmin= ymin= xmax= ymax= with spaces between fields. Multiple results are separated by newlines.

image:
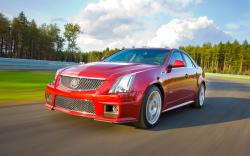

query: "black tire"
xmin=135 ymin=85 xmax=162 ymax=129
xmin=191 ymin=83 xmax=205 ymax=108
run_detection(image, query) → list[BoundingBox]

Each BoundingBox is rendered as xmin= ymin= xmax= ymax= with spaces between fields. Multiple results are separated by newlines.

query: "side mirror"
xmin=172 ymin=60 xmax=185 ymax=68
xmin=166 ymin=60 xmax=185 ymax=73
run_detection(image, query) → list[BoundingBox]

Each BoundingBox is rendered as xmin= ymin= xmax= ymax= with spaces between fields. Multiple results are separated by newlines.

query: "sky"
xmin=1 ymin=0 xmax=250 ymax=51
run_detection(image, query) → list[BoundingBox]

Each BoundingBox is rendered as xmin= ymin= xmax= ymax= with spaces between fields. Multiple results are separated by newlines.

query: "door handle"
xmin=185 ymin=74 xmax=189 ymax=78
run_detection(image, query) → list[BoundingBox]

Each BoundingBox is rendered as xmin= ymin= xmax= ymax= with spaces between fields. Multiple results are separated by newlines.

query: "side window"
xmin=169 ymin=51 xmax=184 ymax=65
xmin=182 ymin=53 xmax=195 ymax=68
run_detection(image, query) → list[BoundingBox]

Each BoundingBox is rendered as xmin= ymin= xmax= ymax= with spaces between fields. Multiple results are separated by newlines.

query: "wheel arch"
xmin=151 ymin=82 xmax=165 ymax=104
xmin=201 ymin=81 xmax=206 ymax=90
xmin=135 ymin=82 xmax=164 ymax=128
xmin=197 ymin=71 xmax=206 ymax=91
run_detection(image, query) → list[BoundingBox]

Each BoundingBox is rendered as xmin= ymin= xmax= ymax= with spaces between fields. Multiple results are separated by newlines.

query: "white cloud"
xmin=73 ymin=0 xmax=156 ymax=41
xmin=151 ymin=0 xmax=202 ymax=17
xmin=74 ymin=0 xmax=201 ymax=37
xmin=77 ymin=34 xmax=106 ymax=51
xmin=148 ymin=16 xmax=232 ymax=47
xmin=73 ymin=0 xmax=231 ymax=51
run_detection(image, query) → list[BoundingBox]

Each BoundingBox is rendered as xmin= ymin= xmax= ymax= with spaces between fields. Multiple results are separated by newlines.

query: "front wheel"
xmin=192 ymin=83 xmax=205 ymax=108
xmin=135 ymin=86 xmax=162 ymax=129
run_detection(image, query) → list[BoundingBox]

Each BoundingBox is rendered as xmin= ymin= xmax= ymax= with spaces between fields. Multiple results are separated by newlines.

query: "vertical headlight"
xmin=51 ymin=68 xmax=63 ymax=86
xmin=55 ymin=68 xmax=63 ymax=79
xmin=109 ymin=74 xmax=135 ymax=93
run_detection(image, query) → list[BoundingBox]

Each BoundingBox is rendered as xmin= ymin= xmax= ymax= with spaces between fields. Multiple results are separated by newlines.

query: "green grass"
xmin=0 ymin=71 xmax=55 ymax=105
xmin=1 ymin=70 xmax=249 ymax=106
xmin=206 ymin=73 xmax=250 ymax=82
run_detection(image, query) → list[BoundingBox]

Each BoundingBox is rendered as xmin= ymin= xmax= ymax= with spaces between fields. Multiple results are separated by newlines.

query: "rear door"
xmin=181 ymin=52 xmax=199 ymax=101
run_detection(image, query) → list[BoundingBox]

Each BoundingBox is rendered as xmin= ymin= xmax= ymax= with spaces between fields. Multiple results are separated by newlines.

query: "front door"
xmin=162 ymin=51 xmax=190 ymax=109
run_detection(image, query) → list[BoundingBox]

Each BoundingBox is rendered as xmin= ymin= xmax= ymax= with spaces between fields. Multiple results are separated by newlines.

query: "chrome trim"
xmin=162 ymin=100 xmax=194 ymax=113
xmin=60 ymin=74 xmax=106 ymax=80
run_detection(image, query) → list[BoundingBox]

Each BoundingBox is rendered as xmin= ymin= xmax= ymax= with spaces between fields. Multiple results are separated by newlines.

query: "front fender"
xmin=131 ymin=68 xmax=163 ymax=102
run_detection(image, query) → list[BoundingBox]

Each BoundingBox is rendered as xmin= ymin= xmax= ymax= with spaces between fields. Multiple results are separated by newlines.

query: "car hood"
xmin=61 ymin=62 xmax=158 ymax=80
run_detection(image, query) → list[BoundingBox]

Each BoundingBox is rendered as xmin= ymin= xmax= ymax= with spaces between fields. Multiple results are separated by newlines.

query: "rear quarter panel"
xmin=197 ymin=67 xmax=206 ymax=87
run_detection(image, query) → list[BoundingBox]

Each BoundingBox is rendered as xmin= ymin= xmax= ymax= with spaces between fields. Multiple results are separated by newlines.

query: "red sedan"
xmin=45 ymin=48 xmax=206 ymax=128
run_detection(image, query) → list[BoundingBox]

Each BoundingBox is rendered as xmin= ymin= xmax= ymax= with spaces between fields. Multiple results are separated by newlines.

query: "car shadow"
xmin=48 ymin=96 xmax=250 ymax=132
xmin=151 ymin=97 xmax=250 ymax=131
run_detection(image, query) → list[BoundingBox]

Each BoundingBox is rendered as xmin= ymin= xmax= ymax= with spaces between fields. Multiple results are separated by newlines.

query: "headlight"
xmin=51 ymin=68 xmax=63 ymax=85
xmin=55 ymin=68 xmax=63 ymax=79
xmin=109 ymin=74 xmax=135 ymax=93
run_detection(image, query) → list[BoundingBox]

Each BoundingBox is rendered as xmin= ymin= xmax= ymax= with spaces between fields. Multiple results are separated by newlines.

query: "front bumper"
xmin=45 ymin=84 xmax=143 ymax=123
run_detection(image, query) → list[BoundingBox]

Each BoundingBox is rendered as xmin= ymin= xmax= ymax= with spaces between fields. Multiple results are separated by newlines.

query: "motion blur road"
xmin=0 ymin=78 xmax=250 ymax=156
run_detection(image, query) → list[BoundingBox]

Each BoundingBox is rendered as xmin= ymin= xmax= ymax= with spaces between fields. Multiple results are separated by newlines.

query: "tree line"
xmin=0 ymin=12 xmax=249 ymax=75
xmin=180 ymin=41 xmax=250 ymax=75
xmin=0 ymin=11 xmax=83 ymax=61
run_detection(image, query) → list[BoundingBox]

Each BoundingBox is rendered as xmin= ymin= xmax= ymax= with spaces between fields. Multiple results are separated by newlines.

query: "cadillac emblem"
xmin=70 ymin=78 xmax=80 ymax=89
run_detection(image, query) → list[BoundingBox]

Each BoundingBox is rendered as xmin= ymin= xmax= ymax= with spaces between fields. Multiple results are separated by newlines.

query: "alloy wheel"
xmin=146 ymin=91 xmax=162 ymax=125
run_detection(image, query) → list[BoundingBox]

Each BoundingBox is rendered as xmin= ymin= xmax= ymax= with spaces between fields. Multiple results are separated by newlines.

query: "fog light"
xmin=104 ymin=104 xmax=119 ymax=118
xmin=112 ymin=105 xmax=119 ymax=114
xmin=45 ymin=93 xmax=52 ymax=104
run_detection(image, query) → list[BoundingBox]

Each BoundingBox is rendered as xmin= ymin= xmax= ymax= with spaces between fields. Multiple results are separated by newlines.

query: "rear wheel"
xmin=135 ymin=86 xmax=162 ymax=129
xmin=192 ymin=83 xmax=205 ymax=108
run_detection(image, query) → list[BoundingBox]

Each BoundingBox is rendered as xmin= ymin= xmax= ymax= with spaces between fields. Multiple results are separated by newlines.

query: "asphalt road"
xmin=0 ymin=78 xmax=250 ymax=156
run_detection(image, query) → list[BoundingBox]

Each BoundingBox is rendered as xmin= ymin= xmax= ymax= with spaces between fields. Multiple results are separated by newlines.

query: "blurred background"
xmin=1 ymin=1 xmax=250 ymax=156
xmin=0 ymin=0 xmax=250 ymax=105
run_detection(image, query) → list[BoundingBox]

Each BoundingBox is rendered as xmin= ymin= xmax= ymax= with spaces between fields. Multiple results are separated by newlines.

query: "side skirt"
xmin=162 ymin=100 xmax=194 ymax=113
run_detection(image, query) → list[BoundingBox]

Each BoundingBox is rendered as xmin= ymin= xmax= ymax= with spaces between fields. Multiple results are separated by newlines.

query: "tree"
xmin=0 ymin=13 xmax=10 ymax=56
xmin=56 ymin=36 xmax=64 ymax=52
xmin=27 ymin=19 xmax=38 ymax=58
xmin=0 ymin=11 xmax=250 ymax=75
xmin=64 ymin=23 xmax=81 ymax=52
xmin=11 ymin=11 xmax=29 ymax=58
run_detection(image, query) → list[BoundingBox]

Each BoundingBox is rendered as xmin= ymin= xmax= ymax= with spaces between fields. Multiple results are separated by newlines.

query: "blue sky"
xmin=0 ymin=0 xmax=93 ymax=24
xmin=1 ymin=0 xmax=250 ymax=51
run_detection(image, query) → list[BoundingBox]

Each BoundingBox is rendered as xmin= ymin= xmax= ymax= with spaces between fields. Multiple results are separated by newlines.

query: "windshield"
xmin=103 ymin=49 xmax=170 ymax=65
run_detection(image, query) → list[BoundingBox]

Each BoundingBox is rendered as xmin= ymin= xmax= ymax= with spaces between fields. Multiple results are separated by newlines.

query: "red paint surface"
xmin=45 ymin=49 xmax=205 ymax=123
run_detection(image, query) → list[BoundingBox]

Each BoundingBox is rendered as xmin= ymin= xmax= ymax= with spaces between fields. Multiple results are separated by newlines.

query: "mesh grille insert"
xmin=55 ymin=96 xmax=95 ymax=114
xmin=60 ymin=75 xmax=105 ymax=90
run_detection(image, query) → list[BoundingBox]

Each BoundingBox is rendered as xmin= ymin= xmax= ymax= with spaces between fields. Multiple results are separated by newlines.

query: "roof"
xmin=125 ymin=47 xmax=174 ymax=51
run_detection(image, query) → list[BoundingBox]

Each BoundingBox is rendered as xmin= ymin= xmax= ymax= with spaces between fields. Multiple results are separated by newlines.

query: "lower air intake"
xmin=55 ymin=96 xmax=95 ymax=114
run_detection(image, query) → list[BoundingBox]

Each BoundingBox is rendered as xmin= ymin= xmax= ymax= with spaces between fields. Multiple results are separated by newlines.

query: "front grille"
xmin=55 ymin=96 xmax=95 ymax=114
xmin=60 ymin=75 xmax=105 ymax=90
